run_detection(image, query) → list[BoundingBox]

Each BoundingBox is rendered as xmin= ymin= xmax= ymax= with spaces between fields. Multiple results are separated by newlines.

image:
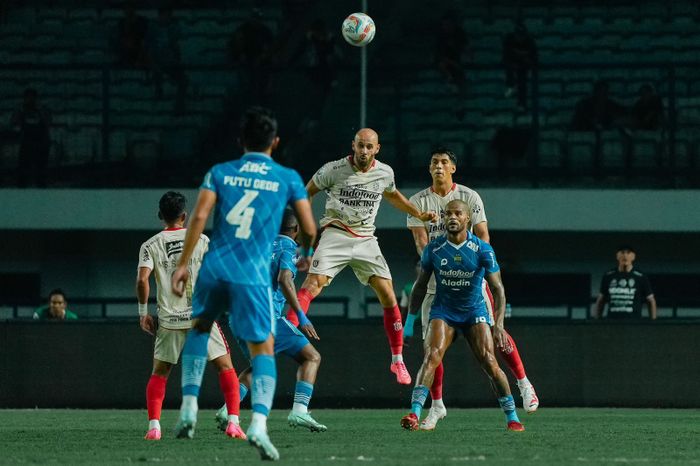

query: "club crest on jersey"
xmin=165 ymin=240 xmax=184 ymax=257
xmin=454 ymin=255 xmax=462 ymax=262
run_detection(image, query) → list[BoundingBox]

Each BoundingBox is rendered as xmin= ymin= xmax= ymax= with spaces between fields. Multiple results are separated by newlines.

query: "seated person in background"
xmin=571 ymin=80 xmax=627 ymax=131
xmin=33 ymin=289 xmax=78 ymax=320
xmin=593 ymin=245 xmax=657 ymax=320
xmin=631 ymin=84 xmax=665 ymax=131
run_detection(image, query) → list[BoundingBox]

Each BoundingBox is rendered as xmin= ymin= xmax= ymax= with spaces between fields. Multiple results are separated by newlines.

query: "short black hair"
xmin=617 ymin=244 xmax=636 ymax=253
xmin=159 ymin=191 xmax=187 ymax=223
xmin=240 ymin=106 xmax=278 ymax=152
xmin=430 ymin=147 xmax=458 ymax=165
xmin=48 ymin=288 xmax=66 ymax=301
xmin=280 ymin=207 xmax=298 ymax=233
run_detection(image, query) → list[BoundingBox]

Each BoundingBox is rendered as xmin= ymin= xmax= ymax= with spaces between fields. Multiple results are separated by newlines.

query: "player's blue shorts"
xmin=429 ymin=304 xmax=493 ymax=336
xmin=192 ymin=270 xmax=274 ymax=344
xmin=237 ymin=317 xmax=310 ymax=361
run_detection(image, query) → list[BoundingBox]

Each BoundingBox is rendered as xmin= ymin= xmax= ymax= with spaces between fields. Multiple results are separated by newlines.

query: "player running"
xmin=401 ymin=199 xmax=525 ymax=432
xmin=216 ymin=208 xmax=326 ymax=433
xmin=404 ymin=148 xmax=539 ymax=430
xmin=136 ymin=191 xmax=244 ymax=441
xmin=171 ymin=107 xmax=316 ymax=461
xmin=285 ymin=128 xmax=436 ymax=385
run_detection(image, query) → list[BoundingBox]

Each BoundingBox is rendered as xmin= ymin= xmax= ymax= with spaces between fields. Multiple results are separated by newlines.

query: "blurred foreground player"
xmin=217 ymin=208 xmax=326 ymax=433
xmin=405 ymin=148 xmax=538 ymax=430
xmin=136 ymin=191 xmax=244 ymax=440
xmin=401 ymin=200 xmax=524 ymax=432
xmin=171 ymin=107 xmax=316 ymax=461
xmin=286 ymin=128 xmax=436 ymax=385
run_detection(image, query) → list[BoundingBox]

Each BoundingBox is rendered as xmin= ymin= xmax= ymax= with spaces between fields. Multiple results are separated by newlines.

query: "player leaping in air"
xmin=136 ymin=191 xmax=244 ymax=441
xmin=401 ymin=199 xmax=525 ymax=432
xmin=216 ymin=208 xmax=327 ymax=433
xmin=171 ymin=107 xmax=316 ymax=461
xmin=404 ymin=148 xmax=538 ymax=430
xmin=286 ymin=128 xmax=436 ymax=385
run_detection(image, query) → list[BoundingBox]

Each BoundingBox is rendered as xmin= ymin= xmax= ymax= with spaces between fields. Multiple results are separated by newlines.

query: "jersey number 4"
xmin=226 ymin=190 xmax=259 ymax=239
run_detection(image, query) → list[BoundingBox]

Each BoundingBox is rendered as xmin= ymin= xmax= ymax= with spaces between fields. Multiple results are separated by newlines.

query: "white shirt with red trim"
xmin=407 ymin=183 xmax=487 ymax=293
xmin=312 ymin=156 xmax=396 ymax=237
xmin=138 ymin=228 xmax=209 ymax=330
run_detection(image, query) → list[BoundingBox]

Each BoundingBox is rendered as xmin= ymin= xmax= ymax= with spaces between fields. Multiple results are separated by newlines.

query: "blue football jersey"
xmin=199 ymin=152 xmax=307 ymax=286
xmin=270 ymin=234 xmax=298 ymax=319
xmin=421 ymin=231 xmax=500 ymax=314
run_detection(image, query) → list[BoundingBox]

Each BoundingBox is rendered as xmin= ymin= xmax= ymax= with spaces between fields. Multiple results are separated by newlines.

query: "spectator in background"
xmin=11 ymin=88 xmax=51 ymax=187
xmin=631 ymin=83 xmax=665 ymax=130
xmin=571 ymin=80 xmax=627 ymax=131
xmin=228 ymin=8 xmax=274 ymax=104
xmin=502 ymin=20 xmax=538 ymax=110
xmin=593 ymin=245 xmax=657 ymax=320
xmin=33 ymin=289 xmax=78 ymax=320
xmin=434 ymin=12 xmax=471 ymax=120
xmin=115 ymin=3 xmax=149 ymax=67
xmin=146 ymin=6 xmax=187 ymax=114
xmin=435 ymin=12 xmax=471 ymax=93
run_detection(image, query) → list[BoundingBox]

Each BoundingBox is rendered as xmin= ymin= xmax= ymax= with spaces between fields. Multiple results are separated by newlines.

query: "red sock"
xmin=383 ymin=305 xmax=403 ymax=356
xmin=146 ymin=374 xmax=167 ymax=421
xmin=499 ymin=332 xmax=527 ymax=380
xmin=286 ymin=288 xmax=314 ymax=326
xmin=430 ymin=361 xmax=444 ymax=400
xmin=218 ymin=368 xmax=240 ymax=416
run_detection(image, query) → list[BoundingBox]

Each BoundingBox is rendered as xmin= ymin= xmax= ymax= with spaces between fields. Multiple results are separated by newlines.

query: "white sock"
xmin=148 ymin=419 xmax=161 ymax=430
xmin=228 ymin=414 xmax=239 ymax=425
xmin=517 ymin=377 xmax=530 ymax=387
xmin=250 ymin=412 xmax=267 ymax=432
xmin=292 ymin=402 xmax=308 ymax=414
xmin=391 ymin=354 xmax=403 ymax=363
xmin=431 ymin=398 xmax=445 ymax=410
xmin=181 ymin=395 xmax=198 ymax=414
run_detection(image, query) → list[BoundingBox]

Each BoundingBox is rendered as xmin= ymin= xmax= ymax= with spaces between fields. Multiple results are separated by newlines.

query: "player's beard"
xmin=355 ymin=153 xmax=373 ymax=170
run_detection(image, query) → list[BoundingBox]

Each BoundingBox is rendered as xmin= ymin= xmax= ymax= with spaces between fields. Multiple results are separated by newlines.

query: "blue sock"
xmin=293 ymin=381 xmax=314 ymax=411
xmin=181 ymin=330 xmax=210 ymax=397
xmin=498 ymin=395 xmax=520 ymax=423
xmin=410 ymin=385 xmax=430 ymax=418
xmin=239 ymin=383 xmax=249 ymax=402
xmin=251 ymin=355 xmax=276 ymax=417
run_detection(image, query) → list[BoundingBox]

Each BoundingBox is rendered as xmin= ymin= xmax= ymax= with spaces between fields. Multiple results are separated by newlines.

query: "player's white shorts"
xmin=310 ymin=226 xmax=392 ymax=285
xmin=154 ymin=321 xmax=229 ymax=364
xmin=421 ymin=281 xmax=494 ymax=339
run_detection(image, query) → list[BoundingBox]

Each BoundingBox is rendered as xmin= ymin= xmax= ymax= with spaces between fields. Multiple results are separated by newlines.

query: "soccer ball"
xmin=341 ymin=12 xmax=375 ymax=47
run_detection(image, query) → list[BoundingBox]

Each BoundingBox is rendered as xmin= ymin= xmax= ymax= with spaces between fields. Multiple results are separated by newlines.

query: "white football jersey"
xmin=407 ymin=183 xmax=487 ymax=292
xmin=312 ymin=156 xmax=396 ymax=236
xmin=138 ymin=228 xmax=209 ymax=330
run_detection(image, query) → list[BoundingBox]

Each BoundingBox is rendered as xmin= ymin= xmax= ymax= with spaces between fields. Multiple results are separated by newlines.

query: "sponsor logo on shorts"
xmin=313 ymin=259 xmax=319 ymax=267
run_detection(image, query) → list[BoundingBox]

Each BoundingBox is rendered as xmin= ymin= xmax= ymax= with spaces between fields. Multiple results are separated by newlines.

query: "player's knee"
xmin=424 ymin=347 xmax=443 ymax=368
xmin=213 ymin=355 xmax=234 ymax=371
xmin=306 ymin=347 xmax=321 ymax=366
xmin=192 ymin=318 xmax=213 ymax=333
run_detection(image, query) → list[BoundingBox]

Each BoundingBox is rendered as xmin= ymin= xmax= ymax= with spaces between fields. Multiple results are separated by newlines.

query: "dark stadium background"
xmin=1 ymin=0 xmax=699 ymax=411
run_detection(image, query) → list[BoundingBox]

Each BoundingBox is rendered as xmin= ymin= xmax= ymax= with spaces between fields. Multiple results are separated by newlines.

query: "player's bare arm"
xmin=383 ymin=189 xmax=436 ymax=222
xmin=486 ymin=270 xmax=507 ymax=349
xmin=409 ymin=226 xmax=429 ymax=257
xmin=172 ymin=189 xmax=216 ymax=297
xmin=305 ymin=179 xmax=321 ymax=199
xmin=408 ymin=267 xmax=431 ymax=319
xmin=278 ymin=268 xmax=319 ymax=340
xmin=136 ymin=266 xmax=155 ymax=335
xmin=473 ymin=222 xmax=490 ymax=243
xmin=291 ymin=197 xmax=317 ymax=272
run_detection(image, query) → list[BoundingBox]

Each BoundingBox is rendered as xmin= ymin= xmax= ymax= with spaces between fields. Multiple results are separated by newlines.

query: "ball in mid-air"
xmin=341 ymin=12 xmax=375 ymax=47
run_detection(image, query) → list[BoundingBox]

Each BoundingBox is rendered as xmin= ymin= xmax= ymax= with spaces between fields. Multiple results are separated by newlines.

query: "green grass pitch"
xmin=0 ymin=408 xmax=698 ymax=465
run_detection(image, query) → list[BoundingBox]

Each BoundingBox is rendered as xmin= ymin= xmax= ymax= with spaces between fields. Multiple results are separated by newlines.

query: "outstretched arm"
xmin=404 ymin=267 xmax=431 ymax=338
xmin=410 ymin=226 xmax=429 ymax=257
xmin=384 ymin=189 xmax=436 ymax=222
xmin=291 ymin=197 xmax=317 ymax=272
xmin=172 ymin=189 xmax=216 ymax=297
xmin=278 ymin=268 xmax=318 ymax=339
